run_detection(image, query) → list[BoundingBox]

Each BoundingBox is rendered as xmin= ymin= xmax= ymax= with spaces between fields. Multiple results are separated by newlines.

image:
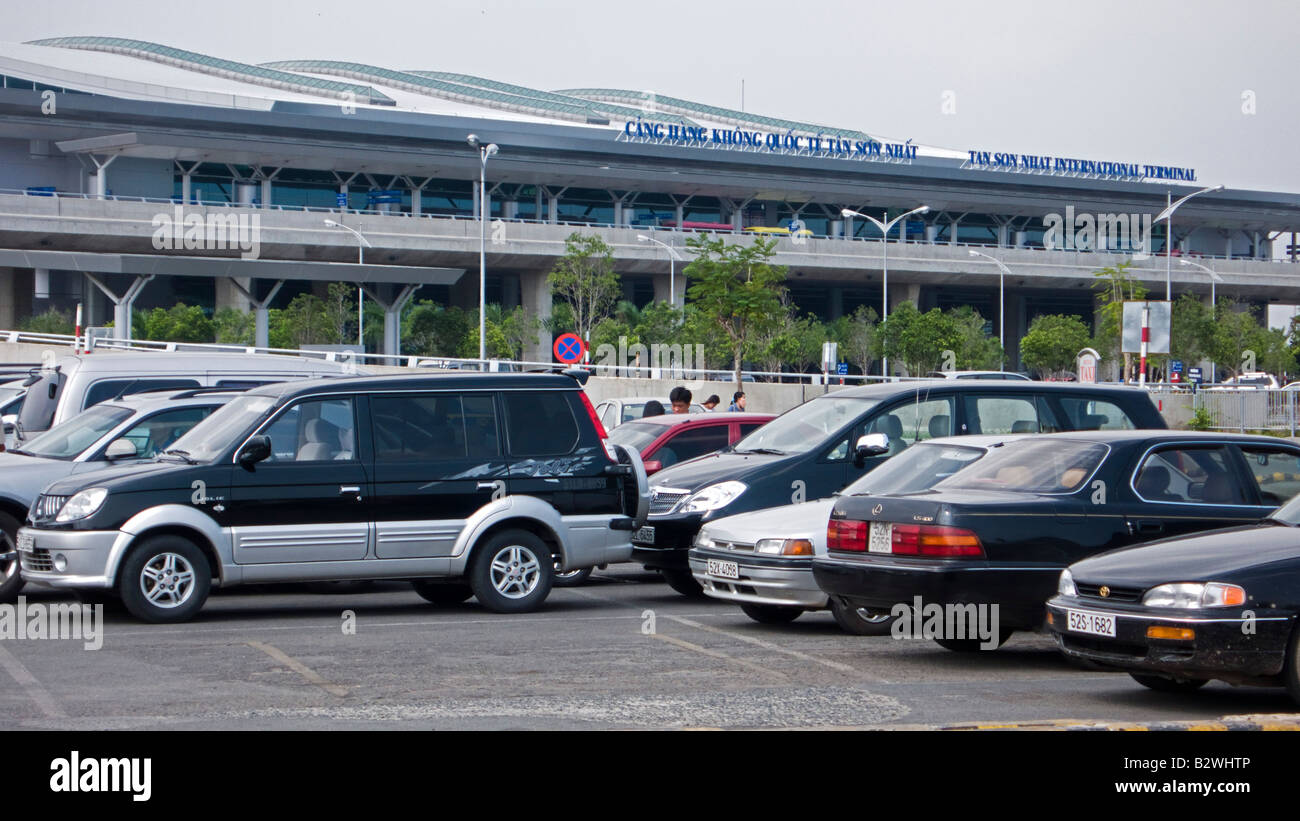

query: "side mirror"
xmin=1 ymin=414 xmax=14 ymax=434
xmin=854 ymin=433 xmax=890 ymax=466
xmin=104 ymin=438 xmax=138 ymax=460
xmin=238 ymin=435 xmax=272 ymax=467
xmin=643 ymin=460 xmax=663 ymax=475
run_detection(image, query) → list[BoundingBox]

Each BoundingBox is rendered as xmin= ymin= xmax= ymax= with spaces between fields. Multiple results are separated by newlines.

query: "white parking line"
xmin=247 ymin=641 xmax=348 ymax=698
xmin=0 ymin=643 xmax=66 ymax=718
xmin=650 ymin=633 xmax=789 ymax=681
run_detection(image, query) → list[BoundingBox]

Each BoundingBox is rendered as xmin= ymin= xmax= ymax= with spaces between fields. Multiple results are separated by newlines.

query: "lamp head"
xmin=916 ymin=205 xmax=930 ymax=214
xmin=485 ymin=143 xmax=499 ymax=157
xmin=840 ymin=208 xmax=858 ymax=218
xmin=466 ymin=134 xmax=480 ymax=148
xmin=637 ymin=234 xmax=649 ymax=242
xmin=323 ymin=219 xmax=338 ymax=227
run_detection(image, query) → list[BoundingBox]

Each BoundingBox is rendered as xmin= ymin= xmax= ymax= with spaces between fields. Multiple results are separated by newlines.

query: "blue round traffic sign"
xmin=553 ymin=333 xmax=586 ymax=364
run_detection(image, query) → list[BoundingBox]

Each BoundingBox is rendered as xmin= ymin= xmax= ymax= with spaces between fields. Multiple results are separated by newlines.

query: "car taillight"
xmin=827 ymin=519 xmax=867 ymax=552
xmin=577 ymin=391 xmax=608 ymax=440
xmin=890 ymin=524 xmax=984 ymax=558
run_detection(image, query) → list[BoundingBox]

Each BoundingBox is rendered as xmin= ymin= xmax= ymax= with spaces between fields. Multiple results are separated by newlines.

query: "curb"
xmin=934 ymin=714 xmax=1300 ymax=731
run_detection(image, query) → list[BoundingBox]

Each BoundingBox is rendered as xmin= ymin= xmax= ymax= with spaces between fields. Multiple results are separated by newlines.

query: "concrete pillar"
xmin=411 ymin=187 xmax=423 ymax=218
xmin=181 ymin=174 xmax=192 ymax=204
xmin=547 ymin=194 xmax=559 ymax=224
xmin=613 ymin=200 xmax=623 ymax=227
xmin=216 ymin=277 xmax=252 ymax=313
xmin=997 ymin=223 xmax=1009 ymax=248
xmin=1014 ymin=230 xmax=1027 ymax=248
xmin=674 ymin=203 xmax=684 ymax=227
xmin=0 ymin=268 xmax=32 ymax=329
xmin=764 ymin=201 xmax=778 ymax=227
xmin=472 ymin=181 xmax=481 ymax=219
xmin=948 ymin=216 xmax=961 ymax=246
xmin=829 ymin=219 xmax=843 ymax=238
xmin=925 ymin=224 xmax=939 ymax=243
xmin=828 ymin=287 xmax=844 ymax=320
xmin=260 ymin=178 xmax=273 ymax=209
xmin=888 ymin=282 xmax=921 ymax=311
xmin=520 ymin=270 xmax=552 ymax=363
xmin=534 ymin=188 xmax=542 ymax=221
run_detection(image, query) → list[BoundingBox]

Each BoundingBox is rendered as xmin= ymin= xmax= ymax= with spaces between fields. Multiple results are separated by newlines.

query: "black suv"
xmin=634 ymin=380 xmax=1166 ymax=595
xmin=17 ymin=371 xmax=648 ymax=622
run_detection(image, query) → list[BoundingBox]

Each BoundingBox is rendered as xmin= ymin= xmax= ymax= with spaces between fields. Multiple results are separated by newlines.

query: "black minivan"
xmin=17 ymin=371 xmax=648 ymax=622
xmin=634 ymin=380 xmax=1166 ymax=595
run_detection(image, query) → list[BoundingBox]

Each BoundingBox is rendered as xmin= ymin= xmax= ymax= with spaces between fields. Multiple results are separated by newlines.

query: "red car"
xmin=605 ymin=412 xmax=775 ymax=475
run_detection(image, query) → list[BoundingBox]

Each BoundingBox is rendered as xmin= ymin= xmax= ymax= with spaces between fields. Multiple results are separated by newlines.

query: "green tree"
xmin=948 ymin=306 xmax=1004 ymax=370
xmin=19 ymin=308 xmax=74 ymax=335
xmin=828 ymin=305 xmax=879 ymax=376
xmin=213 ymin=307 xmax=254 ymax=345
xmin=134 ymin=303 xmax=214 ymax=343
xmin=682 ymin=235 xmax=788 ymax=385
xmin=1208 ymin=301 xmax=1264 ymax=379
xmin=1170 ymin=293 xmax=1212 ymax=370
xmin=275 ymin=293 xmax=334 ymax=347
xmin=1093 ymin=260 xmax=1146 ymax=380
xmin=403 ymin=301 xmax=469 ymax=357
xmin=876 ymin=302 xmax=962 ymax=376
xmin=548 ymin=233 xmax=621 ymax=343
xmin=1019 ymin=314 xmax=1092 ymax=378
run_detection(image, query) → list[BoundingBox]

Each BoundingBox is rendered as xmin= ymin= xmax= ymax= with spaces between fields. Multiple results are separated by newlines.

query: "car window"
xmin=1133 ymin=445 xmax=1245 ymax=505
xmin=655 ymin=426 xmax=730 ymax=467
xmin=371 ymin=393 xmax=499 ymax=461
xmin=1234 ymin=445 xmax=1300 ymax=507
xmin=111 ymin=406 xmax=214 ymax=459
xmin=607 ymin=421 xmax=665 ymax=453
xmin=735 ymin=397 xmax=877 ymax=455
xmin=504 ymin=391 xmax=579 ymax=457
xmin=263 ymin=398 xmax=357 ymax=462
xmin=82 ymin=378 xmax=201 ymax=409
xmin=17 ymin=404 xmax=133 ymax=460
xmin=938 ymin=439 xmax=1107 ymax=494
xmin=739 ymin=423 xmax=766 ymax=438
xmin=964 ymin=395 xmax=1039 ymax=435
xmin=845 ymin=443 xmax=986 ymax=495
xmin=1057 ymin=397 xmax=1137 ymax=431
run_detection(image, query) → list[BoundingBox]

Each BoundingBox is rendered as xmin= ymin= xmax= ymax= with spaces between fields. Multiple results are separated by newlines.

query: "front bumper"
xmin=17 ymin=526 xmax=127 ymax=588
xmin=812 ymin=554 xmax=1061 ymax=630
xmin=631 ymin=512 xmax=704 ymax=571
xmin=1046 ymin=596 xmax=1294 ymax=682
xmin=688 ymin=547 xmax=826 ymax=609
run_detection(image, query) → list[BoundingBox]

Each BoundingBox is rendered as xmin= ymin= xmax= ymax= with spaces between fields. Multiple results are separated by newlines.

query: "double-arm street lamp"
xmin=967 ymin=249 xmax=1010 ymax=370
xmin=468 ymin=134 xmax=499 ymax=362
xmin=324 ymin=218 xmax=371 ymax=347
xmin=1154 ymin=183 xmax=1224 ymax=300
xmin=637 ymin=234 xmax=683 ymax=305
xmin=841 ymin=205 xmax=930 ymax=376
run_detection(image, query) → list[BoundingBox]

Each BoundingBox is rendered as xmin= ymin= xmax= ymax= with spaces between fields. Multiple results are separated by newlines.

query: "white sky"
xmin=3 ymin=0 xmax=1297 ymax=194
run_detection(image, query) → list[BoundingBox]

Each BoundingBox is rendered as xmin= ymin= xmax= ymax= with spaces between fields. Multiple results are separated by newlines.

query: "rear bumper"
xmin=812 ymin=554 xmax=1061 ymax=629
xmin=688 ymin=547 xmax=825 ymax=609
xmin=1046 ymin=596 xmax=1294 ymax=681
xmin=631 ymin=513 xmax=704 ymax=571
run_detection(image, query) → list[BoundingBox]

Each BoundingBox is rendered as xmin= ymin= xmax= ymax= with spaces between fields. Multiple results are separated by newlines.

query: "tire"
xmin=552 ymin=565 xmax=593 ymax=587
xmin=411 ymin=581 xmax=474 ymax=606
xmin=660 ymin=568 xmax=705 ymax=598
xmin=468 ymin=529 xmax=553 ymax=614
xmin=739 ymin=603 xmax=803 ymax=624
xmin=1286 ymin=626 xmax=1300 ymax=707
xmin=933 ymin=628 xmax=1014 ymax=652
xmin=117 ymin=536 xmax=211 ymax=623
xmin=830 ymin=598 xmax=896 ymax=636
xmin=0 ymin=510 xmax=22 ymax=605
xmin=1129 ymin=673 xmax=1210 ymax=693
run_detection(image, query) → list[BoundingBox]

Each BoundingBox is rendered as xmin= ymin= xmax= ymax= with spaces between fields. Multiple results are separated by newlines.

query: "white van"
xmin=14 ymin=352 xmax=358 ymax=441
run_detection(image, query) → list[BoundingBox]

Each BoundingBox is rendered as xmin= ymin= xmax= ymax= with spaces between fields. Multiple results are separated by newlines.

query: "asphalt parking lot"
xmin=1 ymin=567 xmax=1296 ymax=731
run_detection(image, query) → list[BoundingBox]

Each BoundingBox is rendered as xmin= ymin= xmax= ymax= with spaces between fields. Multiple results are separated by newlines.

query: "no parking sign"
xmin=553 ymin=333 xmax=586 ymax=364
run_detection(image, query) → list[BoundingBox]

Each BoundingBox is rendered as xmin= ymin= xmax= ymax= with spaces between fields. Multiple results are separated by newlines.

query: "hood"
xmin=701 ymin=498 xmax=838 ymax=552
xmin=41 ymin=459 xmax=194 ymax=497
xmin=649 ymin=449 xmax=793 ymax=492
xmin=1069 ymin=522 xmax=1299 ymax=586
xmin=0 ymin=453 xmax=79 ymax=506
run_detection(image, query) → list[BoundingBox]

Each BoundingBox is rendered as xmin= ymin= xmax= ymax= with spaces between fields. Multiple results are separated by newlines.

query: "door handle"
xmin=477 ymin=481 xmax=502 ymax=491
xmin=340 ymin=485 xmax=362 ymax=498
xmin=1128 ymin=519 xmax=1163 ymax=536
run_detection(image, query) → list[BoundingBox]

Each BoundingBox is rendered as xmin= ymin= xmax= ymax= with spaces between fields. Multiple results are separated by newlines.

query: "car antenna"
xmin=111 ymin=379 xmax=141 ymax=402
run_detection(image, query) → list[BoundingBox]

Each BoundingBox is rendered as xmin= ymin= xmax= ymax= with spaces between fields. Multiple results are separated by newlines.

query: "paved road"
xmin=1 ymin=568 xmax=1295 ymax=730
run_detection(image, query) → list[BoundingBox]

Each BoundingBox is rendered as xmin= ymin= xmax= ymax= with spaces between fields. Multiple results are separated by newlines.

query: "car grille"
xmin=1076 ymin=583 xmax=1144 ymax=603
xmin=33 ymin=494 xmax=68 ymax=521
xmin=711 ymin=539 xmax=754 ymax=552
xmin=649 ymin=488 xmax=690 ymax=515
xmin=20 ymin=547 xmax=53 ymax=572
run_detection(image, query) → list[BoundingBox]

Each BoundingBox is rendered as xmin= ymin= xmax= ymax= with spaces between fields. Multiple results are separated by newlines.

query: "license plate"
xmin=707 ymin=559 xmax=739 ymax=579
xmin=16 ymin=531 xmax=33 ymax=552
xmin=634 ymin=526 xmax=655 ymax=544
xmin=868 ymin=522 xmax=893 ymax=553
xmin=1066 ymin=609 xmax=1116 ymax=638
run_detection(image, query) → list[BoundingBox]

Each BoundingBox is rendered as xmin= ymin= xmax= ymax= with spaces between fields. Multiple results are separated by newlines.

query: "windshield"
xmin=17 ymin=404 xmax=132 ymax=460
xmin=607 ymin=420 xmax=666 ymax=452
xmin=1271 ymin=493 xmax=1300 ymax=525
xmin=166 ymin=395 xmax=277 ymax=462
xmin=845 ymin=442 xmax=986 ymax=496
xmin=934 ymin=439 xmax=1108 ymax=494
xmin=734 ymin=397 xmax=877 ymax=455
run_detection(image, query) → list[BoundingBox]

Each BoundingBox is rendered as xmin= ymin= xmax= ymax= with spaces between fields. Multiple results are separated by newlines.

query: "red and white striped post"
xmin=1138 ymin=304 xmax=1150 ymax=387
xmin=74 ymin=303 xmax=83 ymax=354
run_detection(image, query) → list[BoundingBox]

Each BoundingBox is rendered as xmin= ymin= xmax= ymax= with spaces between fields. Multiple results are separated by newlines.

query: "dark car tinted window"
xmin=964 ymin=395 xmax=1040 ymax=434
xmin=1133 ymin=445 xmax=1245 ymax=505
xmin=263 ymin=398 xmax=357 ymax=462
xmin=654 ymin=425 xmax=730 ymax=467
xmin=503 ymin=391 xmax=578 ymax=457
xmin=371 ymin=393 xmax=500 ymax=461
xmin=1237 ymin=445 xmax=1300 ymax=507
xmin=112 ymin=406 xmax=215 ymax=459
xmin=1057 ymin=397 xmax=1137 ymax=431
xmin=83 ymin=378 xmax=201 ymax=410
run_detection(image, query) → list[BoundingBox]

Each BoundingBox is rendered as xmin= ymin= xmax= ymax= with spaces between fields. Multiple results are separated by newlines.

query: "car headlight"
xmin=680 ymin=481 xmax=747 ymax=514
xmin=1058 ymin=569 xmax=1077 ymax=597
xmin=694 ymin=533 xmax=716 ymax=550
xmin=1142 ymin=582 xmax=1247 ymax=608
xmin=756 ymin=538 xmax=814 ymax=556
xmin=55 ymin=488 xmax=108 ymax=523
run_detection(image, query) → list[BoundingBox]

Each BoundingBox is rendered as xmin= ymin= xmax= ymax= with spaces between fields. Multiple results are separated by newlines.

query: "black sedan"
xmin=812 ymin=431 xmax=1300 ymax=651
xmin=1047 ymin=495 xmax=1300 ymax=702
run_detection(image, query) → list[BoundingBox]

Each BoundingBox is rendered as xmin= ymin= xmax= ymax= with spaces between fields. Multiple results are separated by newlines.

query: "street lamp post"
xmin=323 ymin=219 xmax=371 ymax=348
xmin=468 ymin=134 xmax=499 ymax=363
xmin=967 ymin=249 xmax=1010 ymax=370
xmin=841 ymin=205 xmax=930 ymax=377
xmin=1180 ymin=258 xmax=1225 ymax=381
xmin=636 ymin=234 xmax=683 ymax=306
xmin=1154 ymin=183 xmax=1224 ymax=301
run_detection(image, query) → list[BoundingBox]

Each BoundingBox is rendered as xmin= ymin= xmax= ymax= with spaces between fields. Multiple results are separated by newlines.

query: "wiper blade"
xmin=735 ymin=447 xmax=786 ymax=455
xmin=161 ymin=449 xmax=197 ymax=464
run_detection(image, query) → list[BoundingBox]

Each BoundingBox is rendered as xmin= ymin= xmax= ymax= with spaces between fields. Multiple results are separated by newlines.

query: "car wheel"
xmin=0 ymin=511 xmax=21 ymax=605
xmin=1129 ymin=673 xmax=1210 ymax=693
xmin=830 ymin=598 xmax=896 ymax=636
xmin=468 ymin=530 xmax=552 ymax=614
xmin=933 ymin=628 xmax=1014 ymax=652
xmin=660 ymin=568 xmax=705 ymax=598
xmin=552 ymin=564 xmax=593 ymax=587
xmin=117 ymin=536 xmax=210 ymax=623
xmin=739 ymin=603 xmax=802 ymax=624
xmin=411 ymin=581 xmax=474 ymax=606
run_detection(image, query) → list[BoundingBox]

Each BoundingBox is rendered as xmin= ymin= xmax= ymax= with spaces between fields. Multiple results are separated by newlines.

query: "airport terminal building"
xmin=2 ymin=36 xmax=1299 ymax=367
